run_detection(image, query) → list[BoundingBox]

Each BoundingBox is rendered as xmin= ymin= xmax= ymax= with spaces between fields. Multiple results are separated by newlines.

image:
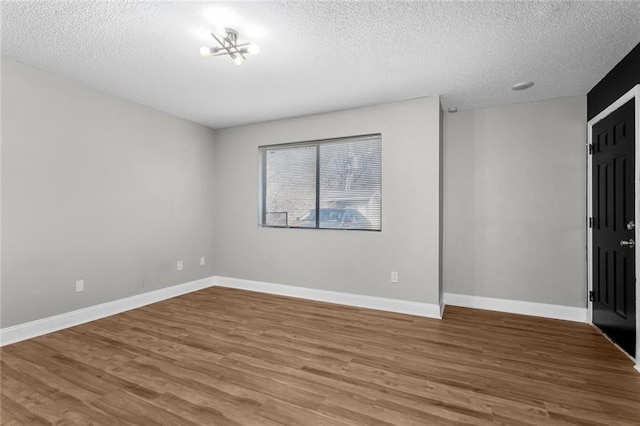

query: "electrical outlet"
xmin=200 ymin=256 xmax=206 ymax=266
xmin=390 ymin=271 xmax=399 ymax=283
xmin=177 ymin=261 xmax=183 ymax=271
xmin=75 ymin=280 xmax=84 ymax=292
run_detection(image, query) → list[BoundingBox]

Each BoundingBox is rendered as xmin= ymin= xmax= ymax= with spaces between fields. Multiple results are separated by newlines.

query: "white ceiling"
xmin=2 ymin=1 xmax=639 ymax=129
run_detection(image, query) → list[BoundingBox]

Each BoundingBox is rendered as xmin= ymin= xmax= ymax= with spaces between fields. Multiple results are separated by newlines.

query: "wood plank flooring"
xmin=1 ymin=286 xmax=640 ymax=425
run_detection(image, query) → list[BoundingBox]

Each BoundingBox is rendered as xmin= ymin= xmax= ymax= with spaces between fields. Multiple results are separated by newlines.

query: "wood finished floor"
xmin=1 ymin=287 xmax=640 ymax=425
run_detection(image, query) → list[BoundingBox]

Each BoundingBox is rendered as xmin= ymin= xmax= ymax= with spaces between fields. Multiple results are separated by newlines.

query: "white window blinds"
xmin=259 ymin=134 xmax=381 ymax=231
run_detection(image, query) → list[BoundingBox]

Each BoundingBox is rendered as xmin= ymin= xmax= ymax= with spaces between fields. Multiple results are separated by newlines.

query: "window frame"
xmin=258 ymin=133 xmax=382 ymax=232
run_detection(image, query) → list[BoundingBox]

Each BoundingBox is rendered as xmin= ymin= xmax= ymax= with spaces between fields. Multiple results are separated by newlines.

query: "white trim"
xmin=1 ymin=276 xmax=442 ymax=347
xmin=0 ymin=276 xmax=599 ymax=348
xmin=213 ymin=276 xmax=442 ymax=319
xmin=443 ymin=292 xmax=587 ymax=322
xmin=587 ymin=84 xmax=640 ymax=363
xmin=0 ymin=277 xmax=216 ymax=347
xmin=635 ymin=364 xmax=640 ymax=373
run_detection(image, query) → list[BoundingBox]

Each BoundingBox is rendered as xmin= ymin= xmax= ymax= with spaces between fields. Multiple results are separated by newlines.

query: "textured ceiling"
xmin=2 ymin=1 xmax=639 ymax=129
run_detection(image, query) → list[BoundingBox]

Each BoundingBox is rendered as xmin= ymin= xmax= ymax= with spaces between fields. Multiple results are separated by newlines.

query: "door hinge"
xmin=589 ymin=291 xmax=594 ymax=302
xmin=589 ymin=217 xmax=594 ymax=228
xmin=588 ymin=143 xmax=594 ymax=155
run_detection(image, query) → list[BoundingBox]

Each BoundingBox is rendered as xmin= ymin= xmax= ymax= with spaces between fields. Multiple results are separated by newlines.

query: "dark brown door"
xmin=592 ymin=99 xmax=636 ymax=357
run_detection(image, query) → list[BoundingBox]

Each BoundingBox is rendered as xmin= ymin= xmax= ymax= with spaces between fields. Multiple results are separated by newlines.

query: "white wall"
xmin=213 ymin=97 xmax=442 ymax=305
xmin=1 ymin=58 xmax=217 ymax=327
xmin=443 ymin=96 xmax=587 ymax=307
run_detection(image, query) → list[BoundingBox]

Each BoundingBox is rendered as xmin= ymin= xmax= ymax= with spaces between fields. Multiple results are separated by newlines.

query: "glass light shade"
xmin=233 ymin=55 xmax=245 ymax=65
xmin=200 ymin=46 xmax=213 ymax=56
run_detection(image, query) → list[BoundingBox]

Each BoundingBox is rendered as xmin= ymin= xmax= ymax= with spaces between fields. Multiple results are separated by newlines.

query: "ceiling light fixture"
xmin=200 ymin=28 xmax=259 ymax=65
xmin=511 ymin=81 xmax=534 ymax=91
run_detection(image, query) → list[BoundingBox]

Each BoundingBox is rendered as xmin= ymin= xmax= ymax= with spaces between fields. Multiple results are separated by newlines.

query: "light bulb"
xmin=200 ymin=46 xmax=212 ymax=57
xmin=233 ymin=55 xmax=245 ymax=65
xmin=247 ymin=44 xmax=260 ymax=54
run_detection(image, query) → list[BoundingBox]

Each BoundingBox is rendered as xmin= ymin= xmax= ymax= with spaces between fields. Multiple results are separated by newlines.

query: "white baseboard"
xmin=443 ymin=292 xmax=587 ymax=323
xmin=2 ymin=278 xmax=589 ymax=348
xmin=0 ymin=277 xmax=216 ymax=347
xmin=213 ymin=276 xmax=442 ymax=319
xmin=635 ymin=364 xmax=640 ymax=373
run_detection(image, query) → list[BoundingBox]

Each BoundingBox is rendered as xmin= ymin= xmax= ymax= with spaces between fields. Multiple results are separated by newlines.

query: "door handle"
xmin=620 ymin=239 xmax=635 ymax=248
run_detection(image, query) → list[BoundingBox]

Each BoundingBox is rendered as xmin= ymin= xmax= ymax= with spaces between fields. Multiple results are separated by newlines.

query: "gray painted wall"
xmin=213 ymin=97 xmax=442 ymax=305
xmin=443 ymin=96 xmax=587 ymax=307
xmin=1 ymin=58 xmax=217 ymax=327
xmin=2 ymin=55 xmax=589 ymax=328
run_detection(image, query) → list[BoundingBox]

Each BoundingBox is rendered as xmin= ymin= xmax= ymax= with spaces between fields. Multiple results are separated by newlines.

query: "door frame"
xmin=587 ymin=84 xmax=640 ymax=371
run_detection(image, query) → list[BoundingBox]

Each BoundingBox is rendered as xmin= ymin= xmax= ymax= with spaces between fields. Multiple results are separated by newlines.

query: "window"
xmin=259 ymin=134 xmax=381 ymax=231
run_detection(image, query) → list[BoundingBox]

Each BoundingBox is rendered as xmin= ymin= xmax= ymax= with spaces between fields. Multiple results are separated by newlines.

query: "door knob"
xmin=620 ymin=239 xmax=635 ymax=248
